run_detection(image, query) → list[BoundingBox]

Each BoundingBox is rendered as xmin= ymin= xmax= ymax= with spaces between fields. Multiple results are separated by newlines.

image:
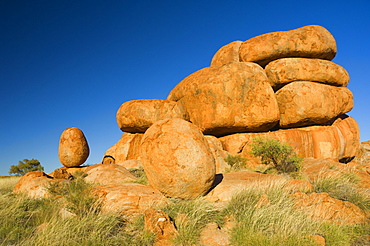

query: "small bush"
xmin=224 ymin=154 xmax=248 ymax=172
xmin=250 ymin=136 xmax=303 ymax=176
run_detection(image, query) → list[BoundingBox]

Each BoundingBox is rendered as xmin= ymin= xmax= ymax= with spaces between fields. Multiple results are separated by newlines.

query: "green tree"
xmin=250 ymin=136 xmax=302 ymax=175
xmin=9 ymin=159 xmax=44 ymax=175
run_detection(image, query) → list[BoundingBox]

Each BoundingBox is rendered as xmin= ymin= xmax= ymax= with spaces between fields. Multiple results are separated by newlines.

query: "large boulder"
xmin=167 ymin=62 xmax=280 ymax=136
xmin=265 ymin=58 xmax=349 ymax=89
xmin=210 ymin=41 xmax=242 ymax=67
xmin=220 ymin=115 xmax=360 ymax=163
xmin=239 ymin=25 xmax=337 ymax=67
xmin=276 ymin=82 xmax=353 ymax=128
xmin=140 ymin=118 xmax=216 ymax=199
xmin=103 ymin=133 xmax=143 ymax=165
xmin=58 ymin=127 xmax=89 ymax=168
xmin=116 ymin=99 xmax=189 ymax=133
xmin=93 ymin=183 xmax=168 ymax=217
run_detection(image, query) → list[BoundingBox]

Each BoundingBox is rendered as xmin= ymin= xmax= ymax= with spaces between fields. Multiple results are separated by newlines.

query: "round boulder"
xmin=140 ymin=118 xmax=216 ymax=199
xmin=58 ymin=127 xmax=89 ymax=168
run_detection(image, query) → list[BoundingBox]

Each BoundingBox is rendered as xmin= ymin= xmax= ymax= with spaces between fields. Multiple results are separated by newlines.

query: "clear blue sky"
xmin=1 ymin=0 xmax=370 ymax=175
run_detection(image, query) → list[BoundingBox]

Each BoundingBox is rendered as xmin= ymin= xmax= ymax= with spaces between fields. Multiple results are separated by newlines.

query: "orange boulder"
xmin=210 ymin=40 xmax=242 ymax=67
xmin=265 ymin=58 xmax=349 ymax=89
xmin=116 ymin=99 xmax=189 ymax=133
xmin=140 ymin=118 xmax=216 ymax=199
xmin=168 ymin=62 xmax=279 ymax=136
xmin=276 ymin=82 xmax=353 ymax=128
xmin=239 ymin=25 xmax=336 ymax=67
xmin=58 ymin=127 xmax=89 ymax=168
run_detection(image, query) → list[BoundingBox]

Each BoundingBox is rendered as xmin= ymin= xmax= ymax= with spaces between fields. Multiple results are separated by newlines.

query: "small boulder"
xmin=276 ymin=82 xmax=353 ymax=128
xmin=210 ymin=41 xmax=242 ymax=67
xmin=239 ymin=25 xmax=336 ymax=67
xmin=168 ymin=62 xmax=280 ymax=136
xmin=199 ymin=222 xmax=231 ymax=246
xmin=265 ymin=58 xmax=349 ymax=89
xmin=205 ymin=135 xmax=230 ymax=173
xmin=58 ymin=127 xmax=89 ymax=168
xmin=116 ymin=99 xmax=189 ymax=133
xmin=144 ymin=208 xmax=178 ymax=246
xmin=140 ymin=118 xmax=216 ymax=199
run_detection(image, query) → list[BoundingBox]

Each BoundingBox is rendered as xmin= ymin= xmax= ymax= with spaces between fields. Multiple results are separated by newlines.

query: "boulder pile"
xmin=13 ymin=25 xmax=369 ymax=241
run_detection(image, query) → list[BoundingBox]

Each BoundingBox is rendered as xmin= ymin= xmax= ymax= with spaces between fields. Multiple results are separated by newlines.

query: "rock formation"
xmin=13 ymin=25 xmax=370 ymax=244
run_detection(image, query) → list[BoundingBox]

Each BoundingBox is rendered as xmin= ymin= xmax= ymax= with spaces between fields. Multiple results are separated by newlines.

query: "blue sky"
xmin=1 ymin=0 xmax=370 ymax=175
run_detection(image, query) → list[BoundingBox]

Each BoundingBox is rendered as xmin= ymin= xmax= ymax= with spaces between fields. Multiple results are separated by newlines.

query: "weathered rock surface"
xmin=293 ymin=192 xmax=367 ymax=225
xmin=239 ymin=25 xmax=337 ymax=67
xmin=276 ymin=82 xmax=353 ymax=128
xmin=103 ymin=133 xmax=143 ymax=164
xmin=13 ymin=171 xmax=57 ymax=198
xmin=140 ymin=118 xmax=216 ymax=199
xmin=205 ymin=171 xmax=287 ymax=204
xmin=205 ymin=135 xmax=230 ymax=173
xmin=210 ymin=41 xmax=242 ymax=67
xmin=83 ymin=164 xmax=137 ymax=185
xmin=144 ymin=209 xmax=178 ymax=246
xmin=220 ymin=115 xmax=360 ymax=163
xmin=93 ymin=183 xmax=168 ymax=216
xmin=265 ymin=58 xmax=349 ymax=89
xmin=168 ymin=62 xmax=280 ymax=136
xmin=116 ymin=99 xmax=189 ymax=133
xmin=199 ymin=222 xmax=231 ymax=246
xmin=58 ymin=127 xmax=89 ymax=168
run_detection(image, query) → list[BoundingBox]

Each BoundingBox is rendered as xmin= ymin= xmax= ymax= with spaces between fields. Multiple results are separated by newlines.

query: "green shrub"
xmin=224 ymin=154 xmax=248 ymax=172
xmin=250 ymin=136 xmax=303 ymax=176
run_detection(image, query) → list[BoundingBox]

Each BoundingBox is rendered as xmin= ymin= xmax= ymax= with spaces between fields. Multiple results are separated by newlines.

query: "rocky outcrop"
xmin=58 ymin=127 xmax=89 ymax=168
xmin=84 ymin=164 xmax=137 ymax=185
xmin=167 ymin=62 xmax=280 ymax=136
xmin=140 ymin=118 xmax=216 ymax=199
xmin=293 ymin=192 xmax=368 ymax=225
xmin=220 ymin=115 xmax=360 ymax=163
xmin=144 ymin=209 xmax=178 ymax=246
xmin=13 ymin=171 xmax=57 ymax=198
xmin=276 ymin=82 xmax=353 ymax=128
xmin=116 ymin=99 xmax=189 ymax=133
xmin=93 ymin=183 xmax=168 ymax=217
xmin=265 ymin=58 xmax=349 ymax=89
xmin=239 ymin=25 xmax=336 ymax=67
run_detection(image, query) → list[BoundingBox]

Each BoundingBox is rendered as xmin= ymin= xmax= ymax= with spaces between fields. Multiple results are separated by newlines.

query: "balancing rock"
xmin=58 ymin=127 xmax=89 ymax=168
